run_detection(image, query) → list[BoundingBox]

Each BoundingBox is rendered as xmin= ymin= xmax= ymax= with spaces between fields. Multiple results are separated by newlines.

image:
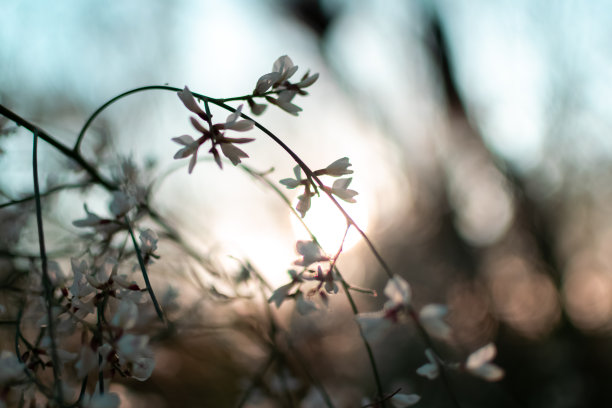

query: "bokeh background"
xmin=2 ymin=0 xmax=612 ymax=407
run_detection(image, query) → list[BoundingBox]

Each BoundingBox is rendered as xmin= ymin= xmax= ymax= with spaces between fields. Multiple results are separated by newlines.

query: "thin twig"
xmin=32 ymin=130 xmax=64 ymax=405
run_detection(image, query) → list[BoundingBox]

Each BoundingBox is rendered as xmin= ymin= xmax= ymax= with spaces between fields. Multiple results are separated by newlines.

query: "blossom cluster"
xmin=280 ymin=157 xmax=357 ymax=217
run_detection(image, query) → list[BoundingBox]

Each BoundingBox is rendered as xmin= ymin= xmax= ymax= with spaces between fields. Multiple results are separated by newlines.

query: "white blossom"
xmin=111 ymin=300 xmax=138 ymax=330
xmin=384 ymin=275 xmax=412 ymax=311
xmin=391 ymin=393 xmax=421 ymax=407
xmin=109 ymin=191 xmax=134 ymax=217
xmin=322 ymin=157 xmax=353 ymax=177
xmin=465 ymin=343 xmax=505 ymax=381
xmin=293 ymin=240 xmax=329 ymax=267
xmin=295 ymin=291 xmax=318 ymax=315
xmin=0 ymin=351 xmax=26 ymax=386
xmin=416 ymin=349 xmax=439 ymax=380
xmin=139 ymin=228 xmax=158 ymax=254
xmin=328 ymin=178 xmax=358 ymax=203
xmin=117 ymin=334 xmax=155 ymax=381
xmin=177 ymin=86 xmax=209 ymax=121
xmin=355 ymin=311 xmax=392 ymax=341
xmin=172 ymin=135 xmax=199 ymax=174
xmin=221 ymin=104 xmax=254 ymax=131
xmin=418 ymin=304 xmax=451 ymax=340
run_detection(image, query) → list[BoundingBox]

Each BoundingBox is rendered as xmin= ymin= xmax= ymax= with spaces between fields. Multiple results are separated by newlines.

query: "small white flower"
xmin=219 ymin=142 xmax=250 ymax=165
xmin=280 ymin=165 xmax=304 ymax=189
xmin=267 ymin=90 xmax=302 ymax=115
xmin=416 ymin=348 xmax=439 ymax=380
xmin=418 ymin=304 xmax=451 ymax=340
xmin=177 ymin=86 xmax=209 ymax=121
xmin=221 ymin=105 xmax=254 ymax=132
xmin=172 ymin=135 xmax=200 ymax=174
xmin=321 ymin=157 xmax=353 ymax=177
xmin=384 ymin=275 xmax=412 ymax=311
xmin=328 ymin=178 xmax=358 ymax=203
xmin=465 ymin=343 xmax=505 ymax=381
xmin=391 ymin=393 xmax=421 ymax=407
xmin=269 ymin=282 xmax=295 ymax=308
xmin=272 ymin=55 xmax=299 ymax=86
xmin=247 ymin=98 xmax=267 ymax=115
xmin=295 ymin=71 xmax=319 ymax=89
xmin=293 ymin=240 xmax=329 ymax=267
xmin=116 ymin=334 xmax=155 ymax=381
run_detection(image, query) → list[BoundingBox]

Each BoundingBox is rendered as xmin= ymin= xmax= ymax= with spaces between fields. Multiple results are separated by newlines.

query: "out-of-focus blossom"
xmin=111 ymin=300 xmax=138 ymax=330
xmin=75 ymin=345 xmax=98 ymax=379
xmin=356 ymin=275 xmax=413 ymax=340
xmin=418 ymin=304 xmax=451 ymax=340
xmin=293 ymin=240 xmax=329 ymax=267
xmin=109 ymin=191 xmax=135 ymax=217
xmin=269 ymin=270 xmax=301 ymax=307
xmin=116 ymin=334 xmax=155 ymax=381
xmin=465 ymin=343 xmax=504 ymax=381
xmin=86 ymin=258 xmax=117 ymax=289
xmin=82 ymin=392 xmax=120 ymax=408
xmin=383 ymin=275 xmax=412 ymax=313
xmin=416 ymin=349 xmax=439 ymax=380
xmin=0 ymin=351 xmax=26 ymax=386
xmin=355 ymin=311 xmax=392 ymax=341
xmin=295 ymin=291 xmax=318 ymax=315
xmin=296 ymin=191 xmax=315 ymax=218
xmin=304 ymin=265 xmax=339 ymax=295
xmin=390 ymin=393 xmax=421 ymax=407
xmin=139 ymin=229 xmax=158 ymax=255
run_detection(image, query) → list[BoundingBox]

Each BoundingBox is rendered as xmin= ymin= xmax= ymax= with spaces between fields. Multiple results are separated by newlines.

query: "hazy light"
xmin=564 ymin=265 xmax=612 ymax=332
xmin=487 ymin=256 xmax=560 ymax=338
xmin=290 ymin=196 xmax=369 ymax=255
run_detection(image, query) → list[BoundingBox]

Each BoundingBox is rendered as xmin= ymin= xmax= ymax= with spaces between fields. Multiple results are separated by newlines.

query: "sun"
xmin=290 ymin=195 xmax=369 ymax=255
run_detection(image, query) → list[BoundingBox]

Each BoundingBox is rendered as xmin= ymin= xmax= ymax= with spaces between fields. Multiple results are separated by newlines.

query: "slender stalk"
xmin=70 ymin=86 xmax=394 ymax=278
xmin=242 ymin=165 xmax=386 ymax=404
xmin=0 ymin=104 xmax=115 ymax=190
xmin=125 ymin=216 xmax=165 ymax=323
xmin=0 ymin=182 xmax=90 ymax=209
xmin=32 ymin=130 xmax=64 ymax=405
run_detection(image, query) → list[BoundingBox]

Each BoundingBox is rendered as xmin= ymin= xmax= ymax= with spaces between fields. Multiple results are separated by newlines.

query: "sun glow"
xmin=290 ymin=196 xmax=369 ymax=255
